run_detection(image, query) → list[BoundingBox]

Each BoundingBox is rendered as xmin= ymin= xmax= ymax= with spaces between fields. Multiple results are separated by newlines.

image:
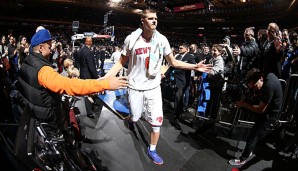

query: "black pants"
xmin=85 ymin=96 xmax=93 ymax=116
xmin=240 ymin=117 xmax=273 ymax=161
xmin=100 ymin=59 xmax=105 ymax=69
xmin=205 ymin=86 xmax=222 ymax=119
xmin=174 ymin=86 xmax=188 ymax=118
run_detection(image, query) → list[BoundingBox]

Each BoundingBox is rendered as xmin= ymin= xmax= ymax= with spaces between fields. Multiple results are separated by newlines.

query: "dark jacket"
xmin=262 ymin=40 xmax=282 ymax=78
xmin=199 ymin=53 xmax=212 ymax=64
xmin=239 ymin=39 xmax=259 ymax=76
xmin=79 ymin=45 xmax=99 ymax=79
xmin=18 ymin=52 xmax=61 ymax=126
xmin=99 ymin=49 xmax=108 ymax=61
xmin=73 ymin=50 xmax=80 ymax=69
xmin=165 ymin=52 xmax=196 ymax=88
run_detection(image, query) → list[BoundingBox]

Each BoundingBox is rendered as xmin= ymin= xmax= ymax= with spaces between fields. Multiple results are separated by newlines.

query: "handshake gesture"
xmin=195 ymin=60 xmax=212 ymax=73
xmin=98 ymin=76 xmax=129 ymax=90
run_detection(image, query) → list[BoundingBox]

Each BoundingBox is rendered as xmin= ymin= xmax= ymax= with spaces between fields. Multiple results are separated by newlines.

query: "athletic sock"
xmin=149 ymin=144 xmax=156 ymax=151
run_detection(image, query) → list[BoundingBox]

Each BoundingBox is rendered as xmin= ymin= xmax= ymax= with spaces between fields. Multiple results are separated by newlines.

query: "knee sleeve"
xmin=152 ymin=126 xmax=160 ymax=133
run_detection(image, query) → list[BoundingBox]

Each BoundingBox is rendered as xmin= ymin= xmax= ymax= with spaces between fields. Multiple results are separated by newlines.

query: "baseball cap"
xmin=31 ymin=29 xmax=53 ymax=47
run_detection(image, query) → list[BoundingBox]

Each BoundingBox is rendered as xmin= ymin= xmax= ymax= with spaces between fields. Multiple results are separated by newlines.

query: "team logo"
xmin=156 ymin=116 xmax=163 ymax=123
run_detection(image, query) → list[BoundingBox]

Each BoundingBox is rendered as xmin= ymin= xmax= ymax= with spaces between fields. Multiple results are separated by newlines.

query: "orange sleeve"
xmin=38 ymin=66 xmax=110 ymax=96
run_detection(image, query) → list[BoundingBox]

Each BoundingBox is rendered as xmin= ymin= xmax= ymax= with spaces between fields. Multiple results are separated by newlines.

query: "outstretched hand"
xmin=195 ymin=60 xmax=212 ymax=72
xmin=108 ymin=76 xmax=129 ymax=90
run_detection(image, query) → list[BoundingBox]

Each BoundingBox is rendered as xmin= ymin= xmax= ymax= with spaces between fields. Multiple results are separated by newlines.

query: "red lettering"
xmin=135 ymin=48 xmax=142 ymax=55
xmin=134 ymin=47 xmax=151 ymax=55
xmin=143 ymin=47 xmax=149 ymax=54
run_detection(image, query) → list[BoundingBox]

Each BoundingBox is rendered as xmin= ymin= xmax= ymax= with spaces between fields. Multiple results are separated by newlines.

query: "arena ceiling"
xmin=0 ymin=0 xmax=297 ymax=42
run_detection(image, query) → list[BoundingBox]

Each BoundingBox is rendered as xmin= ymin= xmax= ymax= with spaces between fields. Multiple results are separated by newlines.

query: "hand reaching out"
xmin=195 ymin=60 xmax=212 ymax=73
xmin=107 ymin=76 xmax=129 ymax=90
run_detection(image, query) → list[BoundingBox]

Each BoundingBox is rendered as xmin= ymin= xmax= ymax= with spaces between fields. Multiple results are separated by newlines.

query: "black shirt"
xmin=261 ymin=73 xmax=283 ymax=121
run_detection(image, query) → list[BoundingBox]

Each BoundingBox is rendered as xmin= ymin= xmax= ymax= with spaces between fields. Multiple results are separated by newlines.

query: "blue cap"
xmin=30 ymin=29 xmax=53 ymax=47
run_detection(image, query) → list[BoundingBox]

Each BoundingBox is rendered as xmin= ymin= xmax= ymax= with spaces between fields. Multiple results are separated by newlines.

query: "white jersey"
xmin=122 ymin=33 xmax=172 ymax=90
xmin=110 ymin=50 xmax=121 ymax=63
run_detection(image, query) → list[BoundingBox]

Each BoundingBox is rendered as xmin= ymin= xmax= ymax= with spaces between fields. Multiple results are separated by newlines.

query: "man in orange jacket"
xmin=18 ymin=29 xmax=128 ymax=129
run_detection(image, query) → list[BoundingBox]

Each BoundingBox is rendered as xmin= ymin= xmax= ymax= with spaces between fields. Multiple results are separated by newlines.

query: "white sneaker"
xmin=229 ymin=159 xmax=246 ymax=166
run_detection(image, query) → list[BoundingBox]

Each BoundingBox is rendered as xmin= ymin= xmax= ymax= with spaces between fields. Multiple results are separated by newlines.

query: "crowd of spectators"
xmin=1 ymin=19 xmax=298 ymax=168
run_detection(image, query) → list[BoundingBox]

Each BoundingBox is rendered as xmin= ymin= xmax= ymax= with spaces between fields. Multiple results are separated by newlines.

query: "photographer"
xmin=229 ymin=68 xmax=283 ymax=166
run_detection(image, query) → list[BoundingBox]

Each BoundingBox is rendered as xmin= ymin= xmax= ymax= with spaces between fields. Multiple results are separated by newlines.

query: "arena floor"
xmin=77 ymin=92 xmax=297 ymax=171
